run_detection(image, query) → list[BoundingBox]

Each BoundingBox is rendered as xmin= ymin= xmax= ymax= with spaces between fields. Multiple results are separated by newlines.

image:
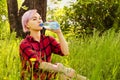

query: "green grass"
xmin=53 ymin=30 xmax=120 ymax=80
xmin=0 ymin=29 xmax=120 ymax=80
xmin=0 ymin=32 xmax=21 ymax=80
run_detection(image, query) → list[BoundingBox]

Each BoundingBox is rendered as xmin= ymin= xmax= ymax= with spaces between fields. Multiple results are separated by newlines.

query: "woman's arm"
xmin=39 ymin=62 xmax=65 ymax=73
xmin=50 ymin=29 xmax=69 ymax=56
xmin=39 ymin=62 xmax=77 ymax=79
xmin=56 ymin=30 xmax=69 ymax=56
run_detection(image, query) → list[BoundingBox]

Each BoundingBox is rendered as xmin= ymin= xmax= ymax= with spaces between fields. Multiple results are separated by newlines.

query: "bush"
xmin=50 ymin=0 xmax=120 ymax=37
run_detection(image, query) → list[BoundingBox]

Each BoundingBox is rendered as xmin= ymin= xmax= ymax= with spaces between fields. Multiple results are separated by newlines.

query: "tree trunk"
xmin=7 ymin=0 xmax=18 ymax=33
xmin=7 ymin=0 xmax=47 ymax=37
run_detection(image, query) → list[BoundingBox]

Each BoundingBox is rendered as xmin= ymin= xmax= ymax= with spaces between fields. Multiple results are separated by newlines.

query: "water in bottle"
xmin=39 ymin=21 xmax=60 ymax=30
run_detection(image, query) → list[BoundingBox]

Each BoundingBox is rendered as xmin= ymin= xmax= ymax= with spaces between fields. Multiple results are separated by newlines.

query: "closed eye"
xmin=31 ymin=16 xmax=42 ymax=21
xmin=32 ymin=18 xmax=37 ymax=20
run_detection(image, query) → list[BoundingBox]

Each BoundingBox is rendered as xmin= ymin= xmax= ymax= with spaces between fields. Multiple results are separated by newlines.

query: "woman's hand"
xmin=56 ymin=63 xmax=65 ymax=72
xmin=64 ymin=68 xmax=76 ymax=78
xmin=48 ymin=28 xmax=62 ymax=34
xmin=56 ymin=63 xmax=76 ymax=78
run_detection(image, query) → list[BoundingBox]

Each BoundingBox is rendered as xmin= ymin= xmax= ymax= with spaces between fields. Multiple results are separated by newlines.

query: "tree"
xmin=7 ymin=0 xmax=47 ymax=37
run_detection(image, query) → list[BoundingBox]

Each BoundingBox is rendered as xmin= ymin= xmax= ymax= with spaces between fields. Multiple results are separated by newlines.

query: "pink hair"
xmin=22 ymin=9 xmax=37 ymax=32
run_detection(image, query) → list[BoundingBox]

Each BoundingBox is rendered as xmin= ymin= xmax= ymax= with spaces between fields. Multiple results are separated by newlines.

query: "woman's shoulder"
xmin=20 ymin=35 xmax=32 ymax=44
xmin=20 ymin=39 xmax=27 ymax=44
xmin=19 ymin=38 xmax=30 ymax=47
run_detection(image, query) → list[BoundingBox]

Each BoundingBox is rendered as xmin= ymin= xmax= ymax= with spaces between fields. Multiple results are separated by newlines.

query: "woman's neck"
xmin=30 ymin=31 xmax=41 ymax=42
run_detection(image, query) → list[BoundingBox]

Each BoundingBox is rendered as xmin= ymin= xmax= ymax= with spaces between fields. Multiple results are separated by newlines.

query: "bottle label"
xmin=39 ymin=21 xmax=60 ymax=30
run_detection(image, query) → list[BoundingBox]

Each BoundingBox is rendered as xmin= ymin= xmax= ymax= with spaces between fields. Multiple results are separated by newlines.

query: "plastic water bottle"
xmin=39 ymin=21 xmax=60 ymax=30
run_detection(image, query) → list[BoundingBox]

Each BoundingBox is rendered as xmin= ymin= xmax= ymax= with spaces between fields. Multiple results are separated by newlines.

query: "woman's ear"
xmin=24 ymin=24 xmax=30 ymax=32
xmin=26 ymin=23 xmax=30 ymax=29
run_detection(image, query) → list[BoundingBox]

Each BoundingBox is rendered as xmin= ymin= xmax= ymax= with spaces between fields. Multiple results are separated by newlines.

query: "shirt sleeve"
xmin=20 ymin=41 xmax=42 ymax=69
xmin=20 ymin=42 xmax=40 ymax=61
xmin=49 ymin=36 xmax=64 ymax=56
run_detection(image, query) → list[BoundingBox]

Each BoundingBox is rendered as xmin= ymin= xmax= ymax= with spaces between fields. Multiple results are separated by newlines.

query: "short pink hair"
xmin=22 ymin=9 xmax=37 ymax=32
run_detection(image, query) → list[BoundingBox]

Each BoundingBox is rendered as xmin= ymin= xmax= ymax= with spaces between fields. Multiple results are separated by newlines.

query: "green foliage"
xmin=0 ymin=0 xmax=7 ymax=16
xmin=0 ymin=0 xmax=9 ymax=39
xmin=69 ymin=0 xmax=120 ymax=35
xmin=21 ymin=5 xmax=29 ymax=10
xmin=0 ymin=32 xmax=21 ymax=80
xmin=52 ymin=29 xmax=120 ymax=80
xmin=48 ymin=0 xmax=120 ymax=37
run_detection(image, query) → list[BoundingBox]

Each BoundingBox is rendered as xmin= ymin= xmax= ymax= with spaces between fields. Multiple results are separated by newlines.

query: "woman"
xmin=19 ymin=9 xmax=86 ymax=80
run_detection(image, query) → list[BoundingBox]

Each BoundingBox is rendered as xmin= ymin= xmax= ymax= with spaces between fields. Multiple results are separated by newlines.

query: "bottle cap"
xmin=39 ymin=23 xmax=44 ymax=27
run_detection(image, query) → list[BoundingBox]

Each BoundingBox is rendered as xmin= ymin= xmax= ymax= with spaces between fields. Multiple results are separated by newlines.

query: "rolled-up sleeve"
xmin=20 ymin=42 xmax=40 ymax=61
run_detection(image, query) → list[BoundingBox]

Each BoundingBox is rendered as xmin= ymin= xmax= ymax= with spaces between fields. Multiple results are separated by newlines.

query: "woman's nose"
xmin=39 ymin=20 xmax=43 ymax=23
xmin=38 ymin=19 xmax=41 ymax=23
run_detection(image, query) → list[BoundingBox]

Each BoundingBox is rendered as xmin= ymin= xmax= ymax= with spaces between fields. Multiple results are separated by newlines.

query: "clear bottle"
xmin=39 ymin=21 xmax=60 ymax=30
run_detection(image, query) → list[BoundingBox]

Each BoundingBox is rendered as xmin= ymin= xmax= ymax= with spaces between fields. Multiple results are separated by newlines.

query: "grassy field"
xmin=0 ymin=29 xmax=120 ymax=80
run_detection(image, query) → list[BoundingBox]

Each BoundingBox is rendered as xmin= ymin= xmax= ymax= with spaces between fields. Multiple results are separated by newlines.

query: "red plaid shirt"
xmin=19 ymin=35 xmax=64 ymax=79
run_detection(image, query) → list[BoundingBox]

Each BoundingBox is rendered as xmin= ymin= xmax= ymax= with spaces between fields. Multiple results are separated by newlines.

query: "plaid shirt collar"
xmin=26 ymin=35 xmax=43 ymax=42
